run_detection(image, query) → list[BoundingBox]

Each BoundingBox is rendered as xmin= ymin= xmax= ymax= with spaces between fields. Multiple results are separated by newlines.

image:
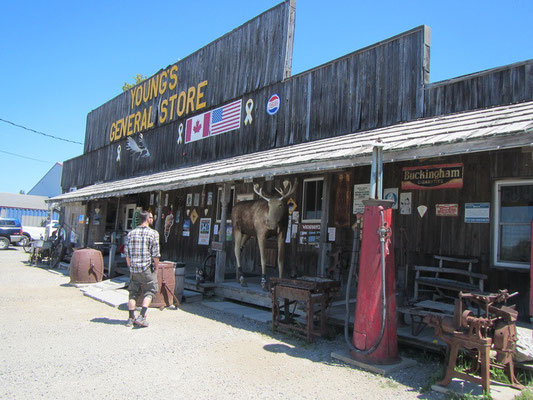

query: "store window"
xmin=302 ymin=177 xmax=323 ymax=222
xmin=124 ymin=204 xmax=141 ymax=231
xmin=216 ymin=186 xmax=235 ymax=222
xmin=492 ymin=179 xmax=533 ymax=269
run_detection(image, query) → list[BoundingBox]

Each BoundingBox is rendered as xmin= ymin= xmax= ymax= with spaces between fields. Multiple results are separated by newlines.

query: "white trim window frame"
xmin=492 ymin=178 xmax=533 ymax=270
xmin=124 ymin=204 xmax=141 ymax=232
xmin=302 ymin=177 xmax=324 ymax=223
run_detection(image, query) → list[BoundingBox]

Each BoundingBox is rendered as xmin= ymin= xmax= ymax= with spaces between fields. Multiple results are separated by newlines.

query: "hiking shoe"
xmin=125 ymin=317 xmax=135 ymax=327
xmin=134 ymin=315 xmax=149 ymax=327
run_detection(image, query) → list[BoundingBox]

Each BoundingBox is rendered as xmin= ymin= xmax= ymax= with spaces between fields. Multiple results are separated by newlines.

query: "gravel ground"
xmin=0 ymin=246 xmax=446 ymax=400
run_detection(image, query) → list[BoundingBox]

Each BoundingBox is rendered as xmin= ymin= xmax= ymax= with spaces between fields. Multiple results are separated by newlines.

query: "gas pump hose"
xmin=344 ymin=208 xmax=388 ymax=354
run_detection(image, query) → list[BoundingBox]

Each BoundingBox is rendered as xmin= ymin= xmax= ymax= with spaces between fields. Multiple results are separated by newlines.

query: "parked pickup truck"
xmin=0 ymin=217 xmax=24 ymax=249
xmin=21 ymin=220 xmax=59 ymax=246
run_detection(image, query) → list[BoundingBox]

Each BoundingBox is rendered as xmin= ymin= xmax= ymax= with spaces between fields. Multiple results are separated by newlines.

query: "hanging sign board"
xmin=402 ymin=163 xmax=464 ymax=190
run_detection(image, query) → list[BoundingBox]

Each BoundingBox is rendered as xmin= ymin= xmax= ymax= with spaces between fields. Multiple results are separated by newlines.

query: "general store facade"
xmin=51 ymin=1 xmax=533 ymax=317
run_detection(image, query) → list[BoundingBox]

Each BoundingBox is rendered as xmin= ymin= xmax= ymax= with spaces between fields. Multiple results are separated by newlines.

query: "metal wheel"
xmin=202 ymin=252 xmax=216 ymax=282
xmin=0 ymin=236 xmax=9 ymax=250
xmin=50 ymin=241 xmax=64 ymax=268
xmin=21 ymin=235 xmax=32 ymax=252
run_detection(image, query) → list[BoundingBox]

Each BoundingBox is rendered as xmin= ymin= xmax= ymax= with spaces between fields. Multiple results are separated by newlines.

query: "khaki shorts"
xmin=128 ymin=269 xmax=158 ymax=301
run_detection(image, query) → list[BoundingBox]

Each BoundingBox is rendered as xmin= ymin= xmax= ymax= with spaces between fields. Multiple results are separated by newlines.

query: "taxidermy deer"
xmin=232 ymin=180 xmax=296 ymax=290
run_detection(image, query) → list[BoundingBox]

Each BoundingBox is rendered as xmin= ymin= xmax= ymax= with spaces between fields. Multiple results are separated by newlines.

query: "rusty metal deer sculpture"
xmin=232 ymin=180 xmax=296 ymax=289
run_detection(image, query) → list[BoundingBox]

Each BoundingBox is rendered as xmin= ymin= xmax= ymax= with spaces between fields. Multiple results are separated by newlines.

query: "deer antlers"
xmin=253 ymin=180 xmax=296 ymax=201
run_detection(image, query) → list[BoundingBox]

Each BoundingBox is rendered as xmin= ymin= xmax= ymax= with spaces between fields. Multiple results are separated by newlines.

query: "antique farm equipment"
xmin=69 ymin=248 xmax=104 ymax=283
xmin=196 ymin=248 xmax=216 ymax=287
xmin=138 ymin=261 xmax=180 ymax=308
xmin=232 ymin=180 xmax=296 ymax=289
xmin=346 ymin=144 xmax=400 ymax=365
xmin=270 ymin=276 xmax=340 ymax=343
xmin=424 ymin=290 xmax=523 ymax=393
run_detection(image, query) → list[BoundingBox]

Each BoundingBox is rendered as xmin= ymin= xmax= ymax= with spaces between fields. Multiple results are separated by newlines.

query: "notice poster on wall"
xmin=383 ymin=188 xmax=398 ymax=209
xmin=400 ymin=192 xmax=412 ymax=215
xmin=353 ymin=184 xmax=370 ymax=214
xmin=299 ymin=223 xmax=321 ymax=244
xmin=183 ymin=219 xmax=191 ymax=236
xmin=465 ymin=203 xmax=490 ymax=223
xmin=226 ymin=225 xmax=233 ymax=241
xmin=198 ymin=218 xmax=211 ymax=245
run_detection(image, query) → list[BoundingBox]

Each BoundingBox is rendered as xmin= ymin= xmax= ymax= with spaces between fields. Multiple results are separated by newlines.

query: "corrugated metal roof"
xmin=50 ymin=100 xmax=533 ymax=204
xmin=0 ymin=192 xmax=49 ymax=210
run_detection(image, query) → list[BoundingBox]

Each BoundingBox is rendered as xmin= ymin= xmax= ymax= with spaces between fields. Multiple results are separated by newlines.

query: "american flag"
xmin=210 ymin=99 xmax=242 ymax=135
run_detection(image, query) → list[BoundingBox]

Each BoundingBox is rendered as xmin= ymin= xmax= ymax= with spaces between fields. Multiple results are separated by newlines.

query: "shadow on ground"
xmin=90 ymin=317 xmax=127 ymax=326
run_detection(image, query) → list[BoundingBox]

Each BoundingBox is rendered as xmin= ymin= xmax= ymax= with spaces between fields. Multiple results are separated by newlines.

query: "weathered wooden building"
xmin=51 ymin=1 xmax=533 ymax=317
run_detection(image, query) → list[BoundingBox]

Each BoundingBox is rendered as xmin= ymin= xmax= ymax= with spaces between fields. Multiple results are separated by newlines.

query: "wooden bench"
xmin=413 ymin=255 xmax=487 ymax=302
xmin=399 ymin=256 xmax=487 ymax=336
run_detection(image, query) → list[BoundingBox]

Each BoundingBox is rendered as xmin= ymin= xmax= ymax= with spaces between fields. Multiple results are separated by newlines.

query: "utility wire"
xmin=0 ymin=117 xmax=83 ymax=145
xmin=0 ymin=149 xmax=53 ymax=164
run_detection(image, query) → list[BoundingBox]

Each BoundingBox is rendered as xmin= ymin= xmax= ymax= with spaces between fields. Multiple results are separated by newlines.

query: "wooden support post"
xmin=318 ymin=174 xmax=331 ymax=277
xmin=83 ymin=201 xmax=91 ymax=248
xmin=154 ymin=191 xmax=163 ymax=233
xmin=215 ymin=183 xmax=231 ymax=284
xmin=108 ymin=197 xmax=121 ymax=278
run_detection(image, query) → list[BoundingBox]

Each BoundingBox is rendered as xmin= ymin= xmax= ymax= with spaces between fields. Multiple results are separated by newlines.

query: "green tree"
xmin=122 ymin=74 xmax=147 ymax=92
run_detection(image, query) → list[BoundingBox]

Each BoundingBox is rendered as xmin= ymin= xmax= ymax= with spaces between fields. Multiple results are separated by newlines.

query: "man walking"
xmin=124 ymin=210 xmax=160 ymax=327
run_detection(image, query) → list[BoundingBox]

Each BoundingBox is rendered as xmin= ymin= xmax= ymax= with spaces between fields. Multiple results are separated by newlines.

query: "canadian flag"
xmin=185 ymin=112 xmax=211 ymax=143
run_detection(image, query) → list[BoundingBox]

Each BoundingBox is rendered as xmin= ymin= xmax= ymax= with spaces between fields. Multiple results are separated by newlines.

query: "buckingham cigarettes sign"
xmin=401 ymin=163 xmax=464 ymax=190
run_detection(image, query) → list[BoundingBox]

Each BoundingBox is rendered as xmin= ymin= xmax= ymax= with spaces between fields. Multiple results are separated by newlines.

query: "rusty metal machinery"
xmin=424 ymin=290 xmax=523 ymax=393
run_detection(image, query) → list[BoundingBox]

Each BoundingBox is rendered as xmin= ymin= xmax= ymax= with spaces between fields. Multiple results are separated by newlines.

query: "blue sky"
xmin=1 ymin=0 xmax=531 ymax=194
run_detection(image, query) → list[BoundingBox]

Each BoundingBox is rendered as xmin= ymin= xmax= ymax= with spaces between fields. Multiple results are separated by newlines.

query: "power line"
xmin=0 ymin=118 xmax=83 ymax=145
xmin=0 ymin=149 xmax=53 ymax=163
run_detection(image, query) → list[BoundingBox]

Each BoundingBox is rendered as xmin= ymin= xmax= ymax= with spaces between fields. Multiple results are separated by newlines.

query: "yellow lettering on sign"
xmin=135 ymin=87 xmax=142 ymax=107
xmin=159 ymin=99 xmax=168 ymax=124
xmin=127 ymin=114 xmax=135 ymax=136
xmin=196 ymin=80 xmax=208 ymax=110
xmin=168 ymin=94 xmax=177 ymax=120
xmin=142 ymin=80 xmax=150 ymax=103
xmin=120 ymin=119 xmax=127 ymax=139
xmin=141 ymin=108 xmax=148 ymax=131
xmin=177 ymin=91 xmax=186 ymax=116
xmin=186 ymin=86 xmax=196 ymax=114
xmin=150 ymin=75 xmax=159 ymax=102
xmin=134 ymin=111 xmax=141 ymax=133
xmin=159 ymin=71 xmax=168 ymax=95
xmin=130 ymin=90 xmax=136 ymax=110
xmin=168 ymin=65 xmax=178 ymax=90
xmin=110 ymin=122 xmax=116 ymax=141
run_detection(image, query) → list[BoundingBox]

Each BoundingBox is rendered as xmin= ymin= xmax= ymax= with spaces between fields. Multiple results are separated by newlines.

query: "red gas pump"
xmin=345 ymin=143 xmax=400 ymax=365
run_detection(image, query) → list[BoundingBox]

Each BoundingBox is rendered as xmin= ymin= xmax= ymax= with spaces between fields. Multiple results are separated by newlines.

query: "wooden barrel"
xmin=69 ymin=248 xmax=104 ymax=283
xmin=136 ymin=261 xmax=176 ymax=308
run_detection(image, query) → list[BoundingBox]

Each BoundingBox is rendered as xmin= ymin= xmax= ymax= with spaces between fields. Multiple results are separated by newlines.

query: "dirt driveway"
xmin=0 ymin=247 xmax=445 ymax=399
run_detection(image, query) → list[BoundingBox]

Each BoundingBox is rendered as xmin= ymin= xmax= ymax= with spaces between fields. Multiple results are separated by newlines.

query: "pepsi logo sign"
xmin=266 ymin=94 xmax=280 ymax=115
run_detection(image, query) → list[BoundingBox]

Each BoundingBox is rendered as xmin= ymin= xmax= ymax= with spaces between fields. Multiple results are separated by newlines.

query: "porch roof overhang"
xmin=49 ymin=100 xmax=533 ymax=204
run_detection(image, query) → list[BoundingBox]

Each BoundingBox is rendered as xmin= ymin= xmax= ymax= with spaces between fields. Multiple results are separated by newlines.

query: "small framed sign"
xmin=436 ymin=204 xmax=459 ymax=217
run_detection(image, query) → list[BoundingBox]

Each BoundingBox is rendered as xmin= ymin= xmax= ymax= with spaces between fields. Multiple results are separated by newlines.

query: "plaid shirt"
xmin=124 ymin=226 xmax=161 ymax=273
